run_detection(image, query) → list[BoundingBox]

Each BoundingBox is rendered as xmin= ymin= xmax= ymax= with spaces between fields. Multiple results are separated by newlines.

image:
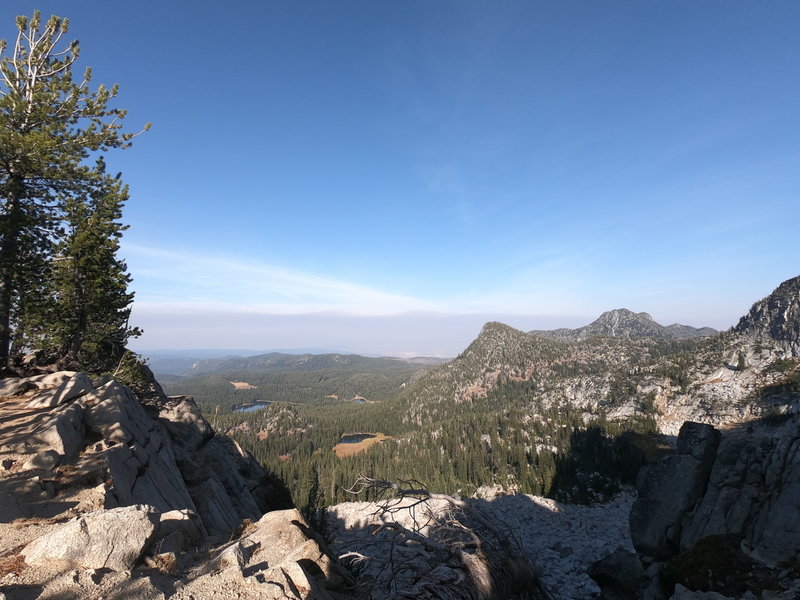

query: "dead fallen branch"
xmin=341 ymin=475 xmax=556 ymax=600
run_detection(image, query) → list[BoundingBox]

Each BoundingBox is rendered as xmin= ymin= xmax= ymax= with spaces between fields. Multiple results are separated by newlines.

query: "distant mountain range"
xmin=152 ymin=351 xmax=448 ymax=378
xmin=529 ymin=308 xmax=716 ymax=341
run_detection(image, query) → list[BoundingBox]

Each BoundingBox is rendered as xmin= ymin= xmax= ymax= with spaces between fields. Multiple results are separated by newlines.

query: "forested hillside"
xmin=164 ymin=353 xmax=434 ymax=411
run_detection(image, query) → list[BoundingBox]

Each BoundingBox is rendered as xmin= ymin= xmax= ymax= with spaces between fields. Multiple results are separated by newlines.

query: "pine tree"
xmin=0 ymin=11 xmax=148 ymax=370
xmin=45 ymin=160 xmax=140 ymax=370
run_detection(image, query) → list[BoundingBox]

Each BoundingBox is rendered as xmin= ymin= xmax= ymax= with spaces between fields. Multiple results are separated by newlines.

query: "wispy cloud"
xmin=123 ymin=241 xmax=605 ymax=321
xmin=124 ymin=243 xmax=443 ymax=316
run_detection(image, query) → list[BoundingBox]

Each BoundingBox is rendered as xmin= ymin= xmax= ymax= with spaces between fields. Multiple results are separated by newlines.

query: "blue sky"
xmin=3 ymin=2 xmax=799 ymax=356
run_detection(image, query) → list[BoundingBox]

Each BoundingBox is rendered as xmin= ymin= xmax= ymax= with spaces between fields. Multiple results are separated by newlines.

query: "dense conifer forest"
xmin=164 ymin=335 xmax=680 ymax=518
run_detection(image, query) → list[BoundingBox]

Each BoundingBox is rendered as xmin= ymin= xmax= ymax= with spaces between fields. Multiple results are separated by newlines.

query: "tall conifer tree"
xmin=43 ymin=160 xmax=141 ymax=369
xmin=0 ymin=12 xmax=148 ymax=370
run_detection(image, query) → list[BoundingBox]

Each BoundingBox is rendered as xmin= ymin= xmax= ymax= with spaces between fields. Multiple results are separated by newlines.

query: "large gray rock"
xmin=173 ymin=508 xmax=352 ymax=600
xmin=83 ymin=381 xmax=200 ymax=517
xmin=589 ymin=547 xmax=648 ymax=600
xmin=680 ymin=416 xmax=800 ymax=566
xmin=630 ymin=422 xmax=720 ymax=559
xmin=22 ymin=449 xmax=61 ymax=471
xmin=22 ymin=504 xmax=159 ymax=570
xmin=27 ymin=399 xmax=85 ymax=456
xmin=242 ymin=508 xmax=312 ymax=567
xmin=26 ymin=371 xmax=93 ymax=409
xmin=148 ymin=395 xmax=268 ymax=537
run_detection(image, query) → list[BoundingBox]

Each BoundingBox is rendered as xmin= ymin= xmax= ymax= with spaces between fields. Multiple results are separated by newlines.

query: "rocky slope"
xmin=530 ymin=308 xmax=716 ymax=341
xmin=591 ymin=418 xmax=800 ymax=599
xmin=327 ymin=490 xmax=634 ymax=600
xmin=402 ymin=276 xmax=800 ymax=436
xmin=734 ymin=275 xmax=800 ymax=355
xmin=0 ymin=369 xmax=352 ymax=599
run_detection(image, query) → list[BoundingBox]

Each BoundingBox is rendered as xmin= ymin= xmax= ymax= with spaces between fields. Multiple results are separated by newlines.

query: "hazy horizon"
xmin=128 ymin=304 xmax=741 ymax=359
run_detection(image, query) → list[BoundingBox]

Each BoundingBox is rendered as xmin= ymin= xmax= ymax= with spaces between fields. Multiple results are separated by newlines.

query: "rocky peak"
xmin=734 ymin=274 xmax=800 ymax=356
xmin=530 ymin=308 xmax=715 ymax=341
xmin=474 ymin=321 xmax=526 ymax=345
xmin=591 ymin=308 xmax=657 ymax=335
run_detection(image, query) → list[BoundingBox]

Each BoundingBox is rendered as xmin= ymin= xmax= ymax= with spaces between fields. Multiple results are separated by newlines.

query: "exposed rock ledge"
xmin=592 ymin=418 xmax=800 ymax=600
xmin=0 ymin=370 xmax=350 ymax=599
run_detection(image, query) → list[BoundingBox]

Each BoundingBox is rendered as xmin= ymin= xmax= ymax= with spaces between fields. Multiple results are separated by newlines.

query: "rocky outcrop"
xmin=144 ymin=394 xmax=286 ymax=536
xmin=1 ymin=371 xmax=278 ymax=539
xmin=1 ymin=368 xmax=348 ymax=599
xmin=171 ymin=508 xmax=353 ymax=600
xmin=629 ymin=422 xmax=721 ymax=559
xmin=83 ymin=380 xmax=201 ymax=517
xmin=21 ymin=504 xmax=159 ymax=570
xmin=679 ymin=416 xmax=800 ymax=566
xmin=734 ymin=275 xmax=800 ymax=356
xmin=599 ymin=416 xmax=800 ymax=599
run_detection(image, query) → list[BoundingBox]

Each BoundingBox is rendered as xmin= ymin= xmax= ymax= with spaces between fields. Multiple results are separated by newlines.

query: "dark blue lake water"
xmin=339 ymin=433 xmax=376 ymax=444
xmin=232 ymin=402 xmax=270 ymax=413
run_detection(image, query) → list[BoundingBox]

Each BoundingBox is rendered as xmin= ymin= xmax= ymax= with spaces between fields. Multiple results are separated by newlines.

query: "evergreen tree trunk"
xmin=0 ymin=231 xmax=15 ymax=369
xmin=0 ymin=177 xmax=24 ymax=370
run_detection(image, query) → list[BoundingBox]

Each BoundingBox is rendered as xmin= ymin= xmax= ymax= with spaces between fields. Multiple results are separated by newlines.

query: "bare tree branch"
xmin=340 ymin=476 xmax=557 ymax=600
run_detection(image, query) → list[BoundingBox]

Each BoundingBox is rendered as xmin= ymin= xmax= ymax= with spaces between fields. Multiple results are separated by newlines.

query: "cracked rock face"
xmin=679 ymin=415 xmax=800 ymax=566
xmin=596 ymin=415 xmax=800 ymax=600
xmin=84 ymin=381 xmax=201 ymax=516
xmin=629 ymin=422 xmax=721 ymax=559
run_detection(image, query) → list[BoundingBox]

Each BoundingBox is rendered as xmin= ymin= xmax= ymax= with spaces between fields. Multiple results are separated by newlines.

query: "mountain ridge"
xmin=529 ymin=308 xmax=716 ymax=341
xmin=162 ymin=352 xmax=448 ymax=378
xmin=734 ymin=274 xmax=800 ymax=355
xmin=400 ymin=275 xmax=800 ymax=438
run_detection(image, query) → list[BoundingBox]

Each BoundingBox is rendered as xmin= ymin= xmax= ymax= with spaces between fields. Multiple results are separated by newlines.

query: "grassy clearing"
xmin=333 ymin=433 xmax=391 ymax=458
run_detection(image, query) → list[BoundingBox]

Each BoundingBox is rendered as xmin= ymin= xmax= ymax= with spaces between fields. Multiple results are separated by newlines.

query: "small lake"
xmin=232 ymin=402 xmax=271 ymax=413
xmin=338 ymin=433 xmax=377 ymax=444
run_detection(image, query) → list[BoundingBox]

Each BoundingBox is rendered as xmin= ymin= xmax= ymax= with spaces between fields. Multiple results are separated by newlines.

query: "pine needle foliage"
xmin=0 ymin=11 xmax=148 ymax=370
